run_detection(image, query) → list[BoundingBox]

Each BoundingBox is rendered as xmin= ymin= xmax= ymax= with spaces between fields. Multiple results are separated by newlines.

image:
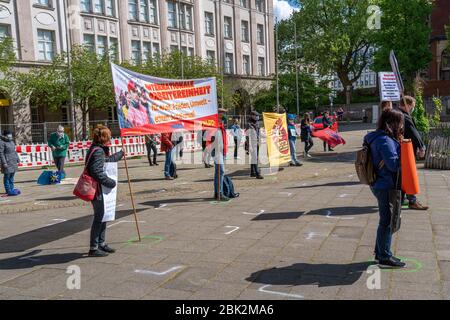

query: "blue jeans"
xmin=3 ymin=173 xmax=15 ymax=194
xmin=289 ymin=139 xmax=300 ymax=164
xmin=214 ymin=154 xmax=225 ymax=197
xmin=371 ymin=188 xmax=393 ymax=260
xmin=164 ymin=149 xmax=173 ymax=177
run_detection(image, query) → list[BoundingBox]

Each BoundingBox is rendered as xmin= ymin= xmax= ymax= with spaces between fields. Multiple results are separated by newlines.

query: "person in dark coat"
xmin=0 ymin=130 xmax=20 ymax=196
xmin=364 ymin=109 xmax=406 ymax=268
xmin=145 ymin=134 xmax=159 ymax=166
xmin=399 ymin=96 xmax=428 ymax=211
xmin=300 ymin=113 xmax=314 ymax=158
xmin=86 ymin=125 xmax=124 ymax=257
xmin=321 ymin=111 xmax=334 ymax=152
xmin=245 ymin=110 xmax=263 ymax=179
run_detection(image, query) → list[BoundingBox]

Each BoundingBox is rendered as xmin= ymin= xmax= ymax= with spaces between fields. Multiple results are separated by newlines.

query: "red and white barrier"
xmin=17 ymin=144 xmax=52 ymax=168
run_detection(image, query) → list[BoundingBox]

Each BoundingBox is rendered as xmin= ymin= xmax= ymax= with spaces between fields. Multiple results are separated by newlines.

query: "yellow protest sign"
xmin=263 ymin=113 xmax=291 ymax=167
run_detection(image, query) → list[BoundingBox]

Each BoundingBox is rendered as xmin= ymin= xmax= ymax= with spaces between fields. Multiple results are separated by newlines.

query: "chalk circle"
xmin=210 ymin=200 xmax=232 ymax=205
xmin=368 ymin=257 xmax=423 ymax=273
xmin=126 ymin=235 xmax=163 ymax=246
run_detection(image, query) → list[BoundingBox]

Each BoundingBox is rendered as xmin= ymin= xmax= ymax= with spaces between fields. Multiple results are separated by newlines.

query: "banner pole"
xmin=121 ymin=137 xmax=141 ymax=242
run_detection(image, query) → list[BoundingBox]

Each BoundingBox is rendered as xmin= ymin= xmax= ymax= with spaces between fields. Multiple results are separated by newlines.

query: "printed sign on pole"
xmin=379 ymin=72 xmax=401 ymax=102
xmin=102 ymin=162 xmax=118 ymax=222
xmin=389 ymin=50 xmax=404 ymax=94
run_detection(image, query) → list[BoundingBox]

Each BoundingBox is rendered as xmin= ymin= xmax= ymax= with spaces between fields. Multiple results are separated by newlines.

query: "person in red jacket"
xmin=160 ymin=132 xmax=175 ymax=180
xmin=211 ymin=108 xmax=228 ymax=201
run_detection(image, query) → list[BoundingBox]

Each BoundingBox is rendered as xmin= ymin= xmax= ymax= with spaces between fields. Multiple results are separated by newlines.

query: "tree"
xmin=0 ymin=37 xmax=17 ymax=88
xmin=293 ymin=0 xmax=374 ymax=105
xmin=372 ymin=0 xmax=432 ymax=93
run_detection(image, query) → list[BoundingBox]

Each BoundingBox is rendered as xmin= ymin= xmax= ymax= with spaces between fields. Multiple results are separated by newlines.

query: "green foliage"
xmin=0 ymin=37 xmax=17 ymax=88
xmin=372 ymin=0 xmax=432 ymax=93
xmin=429 ymin=96 xmax=443 ymax=127
xmin=411 ymin=89 xmax=429 ymax=134
xmin=291 ymin=0 xmax=373 ymax=102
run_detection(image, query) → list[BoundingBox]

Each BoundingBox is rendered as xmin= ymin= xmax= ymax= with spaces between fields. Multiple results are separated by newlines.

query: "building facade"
xmin=423 ymin=0 xmax=450 ymax=120
xmin=0 ymin=0 xmax=275 ymax=142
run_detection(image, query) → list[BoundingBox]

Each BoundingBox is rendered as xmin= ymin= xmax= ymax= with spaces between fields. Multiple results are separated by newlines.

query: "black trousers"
xmin=250 ymin=146 xmax=260 ymax=176
xmin=304 ymin=137 xmax=314 ymax=153
xmin=323 ymin=141 xmax=332 ymax=151
xmin=54 ymin=156 xmax=65 ymax=173
xmin=234 ymin=137 xmax=241 ymax=158
xmin=90 ymin=198 xmax=107 ymax=250
xmin=146 ymin=142 xmax=157 ymax=164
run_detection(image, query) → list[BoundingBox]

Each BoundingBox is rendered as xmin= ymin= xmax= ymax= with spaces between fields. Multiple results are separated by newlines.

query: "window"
xmin=143 ymin=41 xmax=151 ymax=62
xmin=168 ymin=1 xmax=177 ymax=28
xmin=181 ymin=46 xmax=188 ymax=55
xmin=109 ymin=37 xmax=118 ymax=60
xmin=97 ymin=36 xmax=107 ymax=56
xmin=131 ymin=40 xmax=141 ymax=64
xmin=224 ymin=16 xmax=232 ymax=39
xmin=242 ymin=55 xmax=250 ymax=75
xmin=184 ymin=5 xmax=192 ymax=31
xmin=170 ymin=45 xmax=179 ymax=53
xmin=206 ymin=50 xmax=215 ymax=64
xmin=37 ymin=30 xmax=55 ymax=61
xmin=129 ymin=0 xmax=138 ymax=20
xmin=225 ymin=53 xmax=233 ymax=74
xmin=256 ymin=0 xmax=265 ymax=12
xmin=149 ymin=0 xmax=157 ymax=24
xmin=241 ymin=21 xmax=249 ymax=42
xmin=205 ymin=12 xmax=214 ymax=35
xmin=140 ymin=0 xmax=149 ymax=22
xmin=80 ymin=0 xmax=91 ymax=12
xmin=34 ymin=0 xmax=51 ymax=7
xmin=257 ymin=24 xmax=264 ymax=44
xmin=152 ymin=43 xmax=160 ymax=57
xmin=106 ymin=0 xmax=115 ymax=16
xmin=93 ymin=0 xmax=104 ymax=14
xmin=0 ymin=24 xmax=10 ymax=40
xmin=188 ymin=47 xmax=194 ymax=56
xmin=257 ymin=57 xmax=265 ymax=76
xmin=61 ymin=106 xmax=69 ymax=125
xmin=240 ymin=0 xmax=248 ymax=8
xmin=83 ymin=34 xmax=95 ymax=52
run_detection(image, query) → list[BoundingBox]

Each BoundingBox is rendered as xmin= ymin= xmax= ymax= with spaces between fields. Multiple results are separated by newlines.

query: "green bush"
xmin=411 ymin=90 xmax=429 ymax=134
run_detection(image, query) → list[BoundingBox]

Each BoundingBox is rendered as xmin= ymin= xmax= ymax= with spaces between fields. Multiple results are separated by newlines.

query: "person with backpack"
xmin=301 ymin=113 xmax=314 ymax=158
xmin=0 ymin=130 xmax=20 ymax=196
xmin=363 ymin=109 xmax=406 ymax=267
xmin=287 ymin=114 xmax=302 ymax=166
xmin=85 ymin=125 xmax=124 ymax=257
xmin=398 ymin=96 xmax=428 ymax=210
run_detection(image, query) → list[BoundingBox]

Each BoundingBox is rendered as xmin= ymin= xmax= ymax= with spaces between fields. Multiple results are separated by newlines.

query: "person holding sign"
xmin=86 ymin=125 xmax=124 ymax=257
xmin=322 ymin=111 xmax=334 ymax=152
xmin=399 ymin=96 xmax=428 ymax=211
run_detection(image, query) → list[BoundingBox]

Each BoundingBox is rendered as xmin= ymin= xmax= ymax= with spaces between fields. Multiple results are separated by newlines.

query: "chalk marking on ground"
xmin=305 ymin=232 xmax=324 ymax=240
xmin=224 ymin=226 xmax=240 ymax=235
xmin=258 ymin=285 xmax=303 ymax=299
xmin=339 ymin=194 xmax=357 ymax=198
xmin=155 ymin=204 xmax=171 ymax=211
xmin=279 ymin=192 xmax=293 ymax=197
xmin=134 ymin=266 xmax=184 ymax=276
xmin=242 ymin=210 xmax=265 ymax=216
xmin=107 ymin=220 xmax=146 ymax=228
xmin=324 ymin=210 xmax=354 ymax=220
xmin=44 ymin=219 xmax=67 ymax=227
xmin=34 ymin=201 xmax=47 ymax=206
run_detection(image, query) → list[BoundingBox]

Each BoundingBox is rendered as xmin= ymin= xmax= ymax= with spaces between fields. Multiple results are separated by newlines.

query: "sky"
xmin=273 ymin=0 xmax=300 ymax=22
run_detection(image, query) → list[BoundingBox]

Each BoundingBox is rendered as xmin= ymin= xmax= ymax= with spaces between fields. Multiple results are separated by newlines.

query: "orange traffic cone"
xmin=401 ymin=140 xmax=420 ymax=195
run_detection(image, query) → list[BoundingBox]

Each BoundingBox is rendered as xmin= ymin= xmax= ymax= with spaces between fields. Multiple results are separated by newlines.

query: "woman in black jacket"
xmin=86 ymin=125 xmax=124 ymax=257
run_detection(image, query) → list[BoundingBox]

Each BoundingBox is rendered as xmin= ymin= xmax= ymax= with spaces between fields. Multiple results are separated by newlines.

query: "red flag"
xmin=312 ymin=128 xmax=346 ymax=148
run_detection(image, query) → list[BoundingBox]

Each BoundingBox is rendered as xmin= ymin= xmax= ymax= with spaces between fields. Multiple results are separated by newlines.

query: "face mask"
xmin=57 ymin=131 xmax=64 ymax=137
xmin=6 ymin=134 xmax=12 ymax=140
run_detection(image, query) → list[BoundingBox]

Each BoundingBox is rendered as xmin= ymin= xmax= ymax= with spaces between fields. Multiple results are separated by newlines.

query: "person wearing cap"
xmin=288 ymin=115 xmax=302 ymax=167
xmin=245 ymin=110 xmax=263 ymax=179
xmin=211 ymin=108 xmax=229 ymax=200
xmin=48 ymin=125 xmax=70 ymax=175
xmin=0 ymin=130 xmax=20 ymax=196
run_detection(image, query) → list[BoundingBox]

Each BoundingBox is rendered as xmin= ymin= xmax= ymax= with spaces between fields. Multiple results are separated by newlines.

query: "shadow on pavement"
xmin=303 ymin=151 xmax=356 ymax=164
xmin=0 ymin=250 xmax=85 ymax=270
xmin=140 ymin=198 xmax=212 ymax=208
xmin=287 ymin=181 xmax=361 ymax=189
xmin=308 ymin=206 xmax=378 ymax=216
xmin=252 ymin=212 xmax=305 ymax=221
xmin=0 ymin=209 xmax=146 ymax=254
xmin=38 ymin=196 xmax=78 ymax=201
xmin=246 ymin=261 xmax=374 ymax=287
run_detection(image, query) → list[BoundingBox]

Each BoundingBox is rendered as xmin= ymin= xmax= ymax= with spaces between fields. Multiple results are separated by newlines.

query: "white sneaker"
xmin=306 ymin=153 xmax=312 ymax=158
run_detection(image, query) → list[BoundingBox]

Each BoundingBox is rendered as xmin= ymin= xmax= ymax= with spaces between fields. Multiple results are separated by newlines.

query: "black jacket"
xmin=322 ymin=116 xmax=333 ymax=128
xmin=86 ymin=144 xmax=124 ymax=192
xmin=400 ymin=109 xmax=425 ymax=151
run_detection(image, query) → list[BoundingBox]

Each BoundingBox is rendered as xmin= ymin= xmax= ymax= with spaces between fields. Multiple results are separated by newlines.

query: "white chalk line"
xmin=107 ymin=220 xmax=146 ymax=228
xmin=242 ymin=210 xmax=265 ymax=216
xmin=279 ymin=192 xmax=293 ymax=197
xmin=258 ymin=285 xmax=304 ymax=299
xmin=224 ymin=226 xmax=239 ymax=235
xmin=44 ymin=219 xmax=67 ymax=227
xmin=155 ymin=204 xmax=171 ymax=211
xmin=324 ymin=210 xmax=354 ymax=220
xmin=134 ymin=266 xmax=184 ymax=276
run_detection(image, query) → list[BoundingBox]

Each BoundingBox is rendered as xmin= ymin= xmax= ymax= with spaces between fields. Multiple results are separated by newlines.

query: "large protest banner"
xmin=263 ymin=113 xmax=291 ymax=167
xmin=379 ymin=72 xmax=401 ymax=102
xmin=111 ymin=63 xmax=219 ymax=136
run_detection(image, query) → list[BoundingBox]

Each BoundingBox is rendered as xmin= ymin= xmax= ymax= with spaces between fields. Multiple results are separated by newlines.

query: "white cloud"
xmin=273 ymin=0 xmax=299 ymax=22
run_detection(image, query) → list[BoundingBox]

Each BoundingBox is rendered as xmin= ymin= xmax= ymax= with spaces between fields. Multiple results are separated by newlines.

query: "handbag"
xmin=73 ymin=147 xmax=101 ymax=202
xmin=389 ymin=169 xmax=402 ymax=234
